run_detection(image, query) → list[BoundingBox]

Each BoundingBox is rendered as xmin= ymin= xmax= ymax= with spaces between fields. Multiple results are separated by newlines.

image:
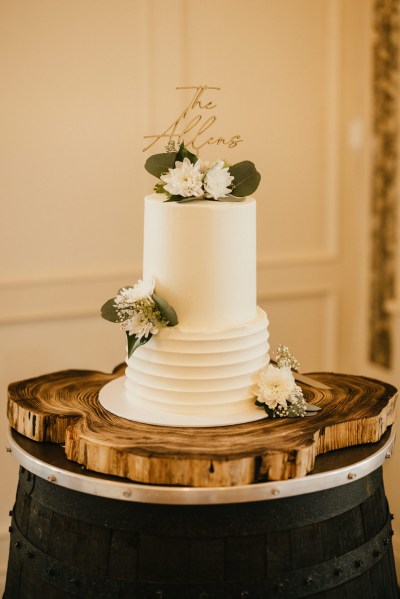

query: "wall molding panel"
xmin=0 ymin=269 xmax=140 ymax=325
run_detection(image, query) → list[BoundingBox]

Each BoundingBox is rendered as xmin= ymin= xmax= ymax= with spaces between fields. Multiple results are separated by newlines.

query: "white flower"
xmin=121 ymin=311 xmax=160 ymax=340
xmin=254 ymin=364 xmax=300 ymax=410
xmin=160 ymin=158 xmax=204 ymax=198
xmin=204 ymin=160 xmax=234 ymax=200
xmin=114 ymin=279 xmax=155 ymax=308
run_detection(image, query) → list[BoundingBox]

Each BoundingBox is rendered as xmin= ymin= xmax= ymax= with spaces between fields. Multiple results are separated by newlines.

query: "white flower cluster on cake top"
xmin=145 ymin=142 xmax=261 ymax=202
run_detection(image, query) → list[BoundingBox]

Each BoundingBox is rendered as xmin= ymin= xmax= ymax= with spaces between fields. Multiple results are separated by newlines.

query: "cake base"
xmin=98 ymin=376 xmax=268 ymax=427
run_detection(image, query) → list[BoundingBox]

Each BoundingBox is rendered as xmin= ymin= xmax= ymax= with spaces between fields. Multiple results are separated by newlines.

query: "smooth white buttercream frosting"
xmin=143 ymin=194 xmax=257 ymax=331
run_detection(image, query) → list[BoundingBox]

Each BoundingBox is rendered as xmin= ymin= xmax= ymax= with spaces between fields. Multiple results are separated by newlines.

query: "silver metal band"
xmin=6 ymin=426 xmax=395 ymax=505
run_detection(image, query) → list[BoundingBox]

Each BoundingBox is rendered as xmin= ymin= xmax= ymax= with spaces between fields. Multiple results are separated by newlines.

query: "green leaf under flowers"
xmin=152 ymin=293 xmax=178 ymax=326
xmin=164 ymin=194 xmax=205 ymax=203
xmin=127 ymin=332 xmax=152 ymax=358
xmin=229 ymin=161 xmax=261 ymax=197
xmin=164 ymin=194 xmax=186 ymax=202
xmin=145 ymin=152 xmax=177 ymax=178
xmin=101 ymin=298 xmax=122 ymax=323
xmin=304 ymin=402 xmax=322 ymax=412
xmin=175 ymin=142 xmax=198 ymax=165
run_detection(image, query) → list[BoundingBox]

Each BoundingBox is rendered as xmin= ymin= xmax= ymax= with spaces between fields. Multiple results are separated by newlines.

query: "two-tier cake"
xmin=99 ymin=147 xmax=270 ymax=426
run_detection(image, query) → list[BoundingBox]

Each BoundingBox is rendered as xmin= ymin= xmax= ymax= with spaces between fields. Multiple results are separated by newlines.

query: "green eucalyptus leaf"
xmin=164 ymin=194 xmax=186 ymax=203
xmin=164 ymin=194 xmax=206 ymax=203
xmin=152 ymin=293 xmax=178 ymax=326
xmin=229 ymin=161 xmax=261 ymax=197
xmin=127 ymin=332 xmax=152 ymax=358
xmin=305 ymin=402 xmax=322 ymax=412
xmin=101 ymin=298 xmax=121 ymax=323
xmin=176 ymin=142 xmax=198 ymax=164
xmin=145 ymin=152 xmax=177 ymax=178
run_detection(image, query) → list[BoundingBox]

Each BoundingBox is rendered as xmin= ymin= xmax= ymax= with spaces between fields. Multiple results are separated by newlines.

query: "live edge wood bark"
xmin=7 ymin=366 xmax=397 ymax=487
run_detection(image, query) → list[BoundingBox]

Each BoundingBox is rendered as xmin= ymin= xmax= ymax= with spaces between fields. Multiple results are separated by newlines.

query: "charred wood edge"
xmin=7 ymin=503 xmax=394 ymax=598
xmin=15 ymin=466 xmax=384 ymax=534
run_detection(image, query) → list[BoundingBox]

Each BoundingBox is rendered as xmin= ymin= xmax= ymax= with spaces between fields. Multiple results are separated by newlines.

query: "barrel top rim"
xmin=6 ymin=426 xmax=396 ymax=505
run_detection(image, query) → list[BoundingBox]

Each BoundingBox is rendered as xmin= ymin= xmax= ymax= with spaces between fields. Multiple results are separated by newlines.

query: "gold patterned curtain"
xmin=369 ymin=0 xmax=399 ymax=367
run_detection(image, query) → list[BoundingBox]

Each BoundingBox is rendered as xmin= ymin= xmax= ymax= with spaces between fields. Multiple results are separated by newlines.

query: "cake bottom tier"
xmin=100 ymin=308 xmax=270 ymax=427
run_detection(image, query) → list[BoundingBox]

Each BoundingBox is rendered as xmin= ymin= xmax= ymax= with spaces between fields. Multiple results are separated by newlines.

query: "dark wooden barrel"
xmin=4 ymin=466 xmax=398 ymax=599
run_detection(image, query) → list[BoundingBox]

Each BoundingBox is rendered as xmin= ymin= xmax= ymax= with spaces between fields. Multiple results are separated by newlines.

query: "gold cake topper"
xmin=143 ymin=85 xmax=243 ymax=154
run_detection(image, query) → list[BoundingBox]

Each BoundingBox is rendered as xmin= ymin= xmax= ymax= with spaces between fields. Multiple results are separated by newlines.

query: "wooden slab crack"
xmin=7 ymin=366 xmax=397 ymax=487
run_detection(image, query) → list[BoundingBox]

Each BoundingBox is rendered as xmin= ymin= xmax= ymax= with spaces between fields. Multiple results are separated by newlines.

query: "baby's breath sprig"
xmin=274 ymin=344 xmax=300 ymax=372
xmin=165 ymin=140 xmax=178 ymax=152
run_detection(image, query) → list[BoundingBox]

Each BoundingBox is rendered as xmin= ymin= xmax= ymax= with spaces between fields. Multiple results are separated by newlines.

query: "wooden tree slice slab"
xmin=7 ymin=367 xmax=397 ymax=487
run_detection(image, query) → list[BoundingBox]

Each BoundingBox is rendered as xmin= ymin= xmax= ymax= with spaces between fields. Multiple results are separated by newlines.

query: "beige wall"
xmin=1 ymin=0 xmax=398 ymax=588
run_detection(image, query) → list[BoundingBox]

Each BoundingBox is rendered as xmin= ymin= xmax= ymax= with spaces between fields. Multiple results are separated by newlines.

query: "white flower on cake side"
xmin=101 ymin=279 xmax=178 ymax=357
xmin=254 ymin=345 xmax=321 ymax=418
xmin=255 ymin=364 xmax=305 ymax=417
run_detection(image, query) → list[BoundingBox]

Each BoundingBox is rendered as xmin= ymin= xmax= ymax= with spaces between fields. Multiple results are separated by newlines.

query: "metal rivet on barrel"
xmin=271 ymin=487 xmax=280 ymax=496
xmin=71 ymin=579 xmax=80 ymax=586
xmin=347 ymin=472 xmax=357 ymax=480
xmin=383 ymin=538 xmax=390 ymax=545
xmin=155 ymin=591 xmax=164 ymax=599
xmin=334 ymin=568 xmax=342 ymax=576
xmin=47 ymin=474 xmax=57 ymax=482
xmin=354 ymin=560 xmax=363 ymax=568
xmin=274 ymin=582 xmax=284 ymax=593
xmin=241 ymin=591 xmax=250 ymax=599
xmin=304 ymin=576 xmax=313 ymax=585
xmin=123 ymin=490 xmax=132 ymax=498
xmin=14 ymin=542 xmax=21 ymax=549
xmin=390 ymin=513 xmax=395 ymax=520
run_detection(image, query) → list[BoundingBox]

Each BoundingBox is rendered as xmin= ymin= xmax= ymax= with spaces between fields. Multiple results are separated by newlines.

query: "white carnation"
xmin=255 ymin=365 xmax=300 ymax=410
xmin=160 ymin=157 xmax=204 ymax=198
xmin=114 ymin=279 xmax=155 ymax=308
xmin=204 ymin=160 xmax=234 ymax=200
xmin=121 ymin=312 xmax=160 ymax=340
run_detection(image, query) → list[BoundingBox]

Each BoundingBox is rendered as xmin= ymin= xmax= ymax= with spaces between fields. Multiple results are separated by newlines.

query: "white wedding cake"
xmin=99 ymin=145 xmax=271 ymax=426
xmin=100 ymin=193 xmax=270 ymax=426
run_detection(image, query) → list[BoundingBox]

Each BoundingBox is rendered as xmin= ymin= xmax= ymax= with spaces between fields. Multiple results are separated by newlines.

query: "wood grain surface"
xmin=7 ymin=366 xmax=397 ymax=487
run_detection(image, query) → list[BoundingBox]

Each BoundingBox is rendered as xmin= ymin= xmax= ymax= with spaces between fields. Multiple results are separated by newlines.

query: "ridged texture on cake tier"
xmin=125 ymin=308 xmax=269 ymax=416
xmin=143 ymin=194 xmax=257 ymax=331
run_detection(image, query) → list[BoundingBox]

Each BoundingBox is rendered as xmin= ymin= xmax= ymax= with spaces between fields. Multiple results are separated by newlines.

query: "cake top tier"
xmin=143 ymin=194 xmax=257 ymax=332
